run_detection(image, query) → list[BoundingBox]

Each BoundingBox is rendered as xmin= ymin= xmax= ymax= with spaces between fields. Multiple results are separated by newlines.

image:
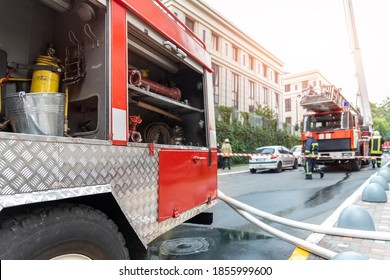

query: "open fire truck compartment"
xmin=0 ymin=0 xmax=211 ymax=144
xmin=0 ymin=0 xmax=217 ymax=259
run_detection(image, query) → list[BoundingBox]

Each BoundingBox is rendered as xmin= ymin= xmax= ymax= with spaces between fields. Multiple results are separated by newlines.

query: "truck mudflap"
xmin=0 ymin=133 xmax=217 ymax=246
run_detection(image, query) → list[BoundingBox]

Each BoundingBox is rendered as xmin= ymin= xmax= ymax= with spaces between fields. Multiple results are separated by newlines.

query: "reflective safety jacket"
xmin=305 ymin=137 xmax=319 ymax=156
xmin=370 ymin=136 xmax=384 ymax=155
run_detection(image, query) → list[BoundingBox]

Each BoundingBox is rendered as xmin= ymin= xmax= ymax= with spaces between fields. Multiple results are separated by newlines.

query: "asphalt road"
xmin=148 ymin=161 xmax=385 ymax=260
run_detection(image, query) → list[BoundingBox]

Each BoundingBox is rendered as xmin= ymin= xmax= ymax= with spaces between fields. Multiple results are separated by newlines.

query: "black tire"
xmin=351 ymin=158 xmax=362 ymax=171
xmin=274 ymin=161 xmax=283 ymax=173
xmin=250 ymin=168 xmax=257 ymax=174
xmin=0 ymin=204 xmax=130 ymax=260
xmin=293 ymin=159 xmax=298 ymax=169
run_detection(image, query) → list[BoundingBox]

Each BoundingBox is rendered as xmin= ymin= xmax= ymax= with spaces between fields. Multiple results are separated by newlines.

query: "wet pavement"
xmin=149 ymin=161 xmax=390 ymax=260
xmin=303 ymin=173 xmax=390 ymax=260
xmin=148 ymin=225 xmax=295 ymax=260
xmin=292 ymin=158 xmax=390 ymax=260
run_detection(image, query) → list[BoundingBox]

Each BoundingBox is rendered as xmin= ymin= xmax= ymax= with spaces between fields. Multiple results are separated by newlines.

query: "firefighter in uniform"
xmin=370 ymin=130 xmax=384 ymax=168
xmin=304 ymin=131 xmax=324 ymax=180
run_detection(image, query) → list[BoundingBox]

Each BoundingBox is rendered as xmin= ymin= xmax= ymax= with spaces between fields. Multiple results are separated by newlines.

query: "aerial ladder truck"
xmin=301 ymin=0 xmax=374 ymax=171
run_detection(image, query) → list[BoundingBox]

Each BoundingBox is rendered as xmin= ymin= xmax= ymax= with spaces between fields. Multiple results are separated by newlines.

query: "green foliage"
xmin=371 ymin=100 xmax=390 ymax=139
xmin=241 ymin=112 xmax=250 ymax=125
xmin=254 ymin=104 xmax=278 ymax=130
xmin=254 ymin=104 xmax=277 ymax=121
xmin=216 ymin=120 xmax=301 ymax=165
xmin=217 ymin=106 xmax=234 ymax=124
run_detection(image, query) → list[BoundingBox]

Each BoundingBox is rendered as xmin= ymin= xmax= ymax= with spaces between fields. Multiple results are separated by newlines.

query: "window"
xmin=232 ymin=73 xmax=240 ymax=109
xmin=212 ymin=33 xmax=219 ymax=51
xmin=294 ymin=84 xmax=298 ymax=91
xmin=286 ymin=117 xmax=292 ymax=124
xmin=274 ymin=72 xmax=279 ymax=83
xmin=313 ymin=80 xmax=317 ymax=87
xmin=185 ymin=17 xmax=195 ymax=32
xmin=263 ymin=64 xmax=267 ymax=78
xmin=302 ymin=80 xmax=309 ymax=89
xmin=275 ymin=92 xmax=279 ymax=108
xmin=212 ymin=63 xmax=221 ymax=104
xmin=232 ymin=45 xmax=238 ymax=61
xmin=225 ymin=43 xmax=228 ymax=56
xmin=285 ymin=98 xmax=292 ymax=112
xmin=202 ymin=30 xmax=206 ymax=43
xmin=249 ymin=56 xmax=255 ymax=71
xmin=242 ymin=54 xmax=246 ymax=66
xmin=285 ymin=84 xmax=291 ymax=92
xmin=249 ymin=81 xmax=255 ymax=110
xmin=263 ymin=87 xmax=269 ymax=104
xmin=303 ymin=112 xmax=346 ymax=132
xmin=256 ymin=84 xmax=261 ymax=104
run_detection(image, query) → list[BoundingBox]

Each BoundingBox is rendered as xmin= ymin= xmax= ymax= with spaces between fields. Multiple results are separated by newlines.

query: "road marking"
xmin=289 ymin=247 xmax=310 ymax=260
xmin=218 ymin=170 xmax=248 ymax=176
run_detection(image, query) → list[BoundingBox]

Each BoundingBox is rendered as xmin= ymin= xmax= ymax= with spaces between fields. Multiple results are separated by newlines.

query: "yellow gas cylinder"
xmin=30 ymin=55 xmax=61 ymax=93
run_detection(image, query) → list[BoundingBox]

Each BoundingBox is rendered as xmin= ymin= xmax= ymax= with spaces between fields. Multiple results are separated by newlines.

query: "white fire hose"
xmin=218 ymin=190 xmax=390 ymax=259
xmin=218 ymin=190 xmax=390 ymax=241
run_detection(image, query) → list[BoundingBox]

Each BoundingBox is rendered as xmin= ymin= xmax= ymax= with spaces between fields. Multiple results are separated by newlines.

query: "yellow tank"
xmin=30 ymin=55 xmax=61 ymax=93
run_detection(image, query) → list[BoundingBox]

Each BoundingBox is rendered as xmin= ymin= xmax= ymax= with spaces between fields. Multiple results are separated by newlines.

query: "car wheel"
xmin=293 ymin=159 xmax=298 ymax=169
xmin=250 ymin=168 xmax=257 ymax=174
xmin=274 ymin=161 xmax=283 ymax=173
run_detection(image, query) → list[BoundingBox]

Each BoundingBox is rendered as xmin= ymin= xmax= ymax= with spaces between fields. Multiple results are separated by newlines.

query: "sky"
xmin=202 ymin=0 xmax=390 ymax=105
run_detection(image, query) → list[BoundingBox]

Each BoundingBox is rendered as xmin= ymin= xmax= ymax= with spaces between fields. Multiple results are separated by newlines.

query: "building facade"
xmin=282 ymin=69 xmax=335 ymax=134
xmin=161 ymin=0 xmax=284 ymax=125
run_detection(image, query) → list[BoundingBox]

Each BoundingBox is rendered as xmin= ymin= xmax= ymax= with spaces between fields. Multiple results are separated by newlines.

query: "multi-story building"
xmin=282 ymin=69 xmax=335 ymax=134
xmin=161 ymin=0 xmax=284 ymax=125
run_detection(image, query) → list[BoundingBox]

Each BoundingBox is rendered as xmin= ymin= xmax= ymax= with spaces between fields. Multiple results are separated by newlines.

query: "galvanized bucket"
xmin=4 ymin=92 xmax=65 ymax=136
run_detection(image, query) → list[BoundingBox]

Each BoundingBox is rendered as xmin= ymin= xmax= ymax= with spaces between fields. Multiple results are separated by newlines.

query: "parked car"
xmin=290 ymin=145 xmax=304 ymax=166
xmin=249 ymin=145 xmax=298 ymax=173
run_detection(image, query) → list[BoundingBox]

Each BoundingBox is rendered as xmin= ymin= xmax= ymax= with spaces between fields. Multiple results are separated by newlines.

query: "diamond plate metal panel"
xmin=0 ymin=133 xmax=216 ymax=246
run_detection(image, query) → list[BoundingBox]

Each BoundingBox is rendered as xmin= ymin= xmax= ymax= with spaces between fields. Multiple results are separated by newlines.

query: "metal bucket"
xmin=4 ymin=92 xmax=65 ymax=136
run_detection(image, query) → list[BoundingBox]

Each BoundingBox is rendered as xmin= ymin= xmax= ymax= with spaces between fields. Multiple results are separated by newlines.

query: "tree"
xmin=217 ymin=106 xmax=234 ymax=124
xmin=254 ymin=104 xmax=278 ymax=130
xmin=370 ymin=101 xmax=390 ymax=139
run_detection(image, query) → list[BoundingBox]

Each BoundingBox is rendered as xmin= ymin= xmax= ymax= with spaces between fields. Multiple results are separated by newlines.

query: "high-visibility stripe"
xmin=370 ymin=137 xmax=382 ymax=154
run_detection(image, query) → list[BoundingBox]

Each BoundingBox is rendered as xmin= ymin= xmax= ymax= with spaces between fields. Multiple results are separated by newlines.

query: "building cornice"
xmin=162 ymin=0 xmax=284 ymax=68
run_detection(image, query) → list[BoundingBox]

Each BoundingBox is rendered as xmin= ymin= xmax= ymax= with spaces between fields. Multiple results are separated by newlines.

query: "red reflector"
xmin=270 ymin=155 xmax=277 ymax=159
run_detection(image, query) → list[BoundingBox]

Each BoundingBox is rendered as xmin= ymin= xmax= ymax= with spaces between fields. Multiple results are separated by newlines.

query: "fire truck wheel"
xmin=351 ymin=158 xmax=362 ymax=171
xmin=0 ymin=204 xmax=130 ymax=260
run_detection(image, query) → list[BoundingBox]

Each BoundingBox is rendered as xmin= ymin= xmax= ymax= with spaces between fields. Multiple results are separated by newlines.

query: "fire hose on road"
xmin=218 ymin=190 xmax=390 ymax=259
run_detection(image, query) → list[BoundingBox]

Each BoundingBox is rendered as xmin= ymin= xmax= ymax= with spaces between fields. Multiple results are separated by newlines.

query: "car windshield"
xmin=292 ymin=146 xmax=301 ymax=152
xmin=256 ymin=148 xmax=274 ymax=154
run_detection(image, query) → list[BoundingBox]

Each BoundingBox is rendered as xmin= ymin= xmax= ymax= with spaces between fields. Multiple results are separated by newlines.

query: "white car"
xmin=290 ymin=145 xmax=304 ymax=166
xmin=249 ymin=145 xmax=298 ymax=173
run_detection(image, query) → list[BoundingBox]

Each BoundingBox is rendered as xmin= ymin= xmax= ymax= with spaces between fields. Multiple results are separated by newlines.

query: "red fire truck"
xmin=0 ymin=0 xmax=217 ymax=259
xmin=301 ymin=85 xmax=370 ymax=171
